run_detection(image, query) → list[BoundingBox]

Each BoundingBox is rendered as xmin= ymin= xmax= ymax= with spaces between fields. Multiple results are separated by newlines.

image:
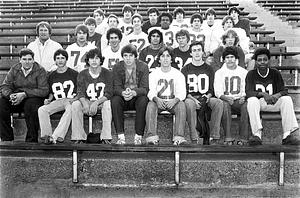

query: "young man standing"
xmin=93 ymin=8 xmax=108 ymax=36
xmin=139 ymin=29 xmax=164 ymax=72
xmin=126 ymin=13 xmax=149 ymax=53
xmin=246 ymin=48 xmax=300 ymax=145
xmin=119 ymin=4 xmax=134 ymax=36
xmin=38 ymin=49 xmax=78 ymax=144
xmin=0 ymin=48 xmax=49 ymax=142
xmin=102 ymin=28 xmax=124 ymax=70
xmin=171 ymin=7 xmax=189 ymax=29
xmin=182 ymin=41 xmax=223 ymax=144
xmin=85 ymin=17 xmax=102 ymax=51
xmin=72 ymin=48 xmax=113 ymax=144
xmin=111 ymin=44 xmax=149 ymax=145
xmin=27 ymin=21 xmax=62 ymax=71
xmin=188 ymin=13 xmax=205 ymax=44
xmin=173 ymin=29 xmax=192 ymax=70
xmin=142 ymin=7 xmax=160 ymax=34
xmin=214 ymin=47 xmax=249 ymax=145
xmin=66 ymin=24 xmax=96 ymax=72
xmin=228 ymin=7 xmax=250 ymax=38
xmin=145 ymin=47 xmax=187 ymax=145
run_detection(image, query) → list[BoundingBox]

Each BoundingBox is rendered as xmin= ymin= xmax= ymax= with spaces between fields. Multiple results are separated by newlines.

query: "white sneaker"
xmin=134 ymin=134 xmax=142 ymax=145
xmin=116 ymin=134 xmax=126 ymax=145
xmin=173 ymin=139 xmax=187 ymax=146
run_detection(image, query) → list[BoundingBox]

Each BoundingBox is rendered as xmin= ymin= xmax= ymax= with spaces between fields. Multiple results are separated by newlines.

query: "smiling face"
xmin=55 ymin=54 xmax=67 ymax=68
xmin=108 ymin=33 xmax=121 ymax=48
xmin=38 ymin=25 xmax=50 ymax=42
xmin=160 ymin=16 xmax=171 ymax=29
xmin=159 ymin=50 xmax=172 ymax=68
xmin=20 ymin=54 xmax=34 ymax=70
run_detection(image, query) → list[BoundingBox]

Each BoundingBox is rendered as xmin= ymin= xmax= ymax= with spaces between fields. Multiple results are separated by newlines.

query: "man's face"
xmin=38 ymin=26 xmax=50 ymax=41
xmin=190 ymin=44 xmax=204 ymax=61
xmin=109 ymin=33 xmax=120 ymax=48
xmin=108 ymin=17 xmax=118 ymax=28
xmin=176 ymin=35 xmax=188 ymax=48
xmin=76 ymin=30 xmax=88 ymax=43
xmin=159 ymin=50 xmax=172 ymax=68
xmin=123 ymin=53 xmax=135 ymax=66
xmin=207 ymin=13 xmax=215 ymax=24
xmin=132 ymin=17 xmax=142 ymax=29
xmin=256 ymin=54 xmax=269 ymax=69
xmin=94 ymin=13 xmax=104 ymax=24
xmin=123 ymin=10 xmax=132 ymax=20
xmin=20 ymin=54 xmax=34 ymax=70
xmin=150 ymin=33 xmax=161 ymax=45
xmin=224 ymin=54 xmax=237 ymax=68
xmin=161 ymin=16 xmax=171 ymax=29
xmin=176 ymin=12 xmax=184 ymax=21
xmin=55 ymin=54 xmax=67 ymax=68
xmin=230 ymin=10 xmax=239 ymax=21
xmin=224 ymin=19 xmax=234 ymax=30
xmin=88 ymin=56 xmax=101 ymax=68
xmin=225 ymin=34 xmax=235 ymax=46
xmin=86 ymin=24 xmax=96 ymax=34
xmin=149 ymin=12 xmax=158 ymax=24
xmin=192 ymin=18 xmax=202 ymax=29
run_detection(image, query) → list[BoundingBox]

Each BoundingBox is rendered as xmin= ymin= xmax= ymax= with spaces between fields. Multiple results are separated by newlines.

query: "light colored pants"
xmin=72 ymin=100 xmax=112 ymax=140
xmin=185 ymin=97 xmax=223 ymax=141
xmin=247 ymin=96 xmax=299 ymax=139
xmin=145 ymin=101 xmax=186 ymax=143
xmin=38 ymin=98 xmax=72 ymax=141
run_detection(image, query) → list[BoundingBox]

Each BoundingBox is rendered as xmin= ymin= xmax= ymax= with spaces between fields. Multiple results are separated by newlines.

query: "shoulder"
xmin=136 ymin=60 xmax=148 ymax=69
xmin=67 ymin=68 xmax=79 ymax=75
xmin=33 ymin=62 xmax=46 ymax=73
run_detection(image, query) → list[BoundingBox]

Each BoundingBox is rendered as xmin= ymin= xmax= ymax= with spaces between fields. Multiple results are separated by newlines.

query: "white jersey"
xmin=125 ymin=31 xmax=149 ymax=53
xmin=171 ymin=18 xmax=190 ymax=29
xmin=188 ymin=28 xmax=206 ymax=44
xmin=95 ymin=18 xmax=109 ymax=35
xmin=66 ymin=42 xmax=96 ymax=72
xmin=201 ymin=19 xmax=223 ymax=53
xmin=214 ymin=64 xmax=248 ymax=100
xmin=102 ymin=47 xmax=123 ymax=70
xmin=118 ymin=19 xmax=134 ymax=36
xmin=148 ymin=67 xmax=186 ymax=101
xmin=148 ymin=26 xmax=180 ymax=48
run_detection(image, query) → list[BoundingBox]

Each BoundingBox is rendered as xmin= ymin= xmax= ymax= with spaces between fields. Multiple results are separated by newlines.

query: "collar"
xmin=21 ymin=66 xmax=33 ymax=77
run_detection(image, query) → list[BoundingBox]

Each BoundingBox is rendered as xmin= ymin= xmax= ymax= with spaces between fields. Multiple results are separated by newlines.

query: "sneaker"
xmin=173 ymin=139 xmax=188 ymax=146
xmin=134 ymin=135 xmax=142 ymax=145
xmin=56 ymin=137 xmax=64 ymax=143
xmin=101 ymin=139 xmax=112 ymax=144
xmin=224 ymin=140 xmax=234 ymax=146
xmin=147 ymin=140 xmax=159 ymax=145
xmin=116 ymin=137 xmax=126 ymax=145
xmin=44 ymin=135 xmax=55 ymax=145
xmin=282 ymin=134 xmax=300 ymax=145
xmin=249 ymin=136 xmax=262 ymax=146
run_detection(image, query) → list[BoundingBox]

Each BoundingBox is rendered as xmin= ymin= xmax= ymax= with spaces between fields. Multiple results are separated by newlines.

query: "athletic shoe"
xmin=249 ymin=136 xmax=262 ymax=146
xmin=116 ymin=137 xmax=126 ymax=145
xmin=147 ymin=140 xmax=159 ymax=145
xmin=173 ymin=139 xmax=188 ymax=146
xmin=134 ymin=134 xmax=142 ymax=145
xmin=44 ymin=135 xmax=55 ymax=145
xmin=56 ymin=137 xmax=64 ymax=143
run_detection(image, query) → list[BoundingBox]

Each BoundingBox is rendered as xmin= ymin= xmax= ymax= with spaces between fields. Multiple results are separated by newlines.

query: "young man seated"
xmin=111 ymin=44 xmax=149 ymax=145
xmin=145 ymin=46 xmax=187 ymax=145
xmin=246 ymin=48 xmax=300 ymax=145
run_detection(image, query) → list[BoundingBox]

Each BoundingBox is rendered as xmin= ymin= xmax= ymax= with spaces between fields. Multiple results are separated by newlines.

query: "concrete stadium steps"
xmin=1 ymin=148 xmax=299 ymax=197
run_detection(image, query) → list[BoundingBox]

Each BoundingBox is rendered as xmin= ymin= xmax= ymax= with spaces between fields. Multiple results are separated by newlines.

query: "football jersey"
xmin=171 ymin=18 xmax=190 ymax=29
xmin=118 ymin=20 xmax=134 ymax=35
xmin=148 ymin=67 xmax=186 ymax=101
xmin=66 ymin=42 xmax=96 ymax=72
xmin=148 ymin=26 xmax=180 ymax=48
xmin=88 ymin=32 xmax=102 ymax=51
xmin=188 ymin=28 xmax=206 ymax=44
xmin=139 ymin=46 xmax=161 ymax=72
xmin=181 ymin=62 xmax=214 ymax=97
xmin=214 ymin=65 xmax=248 ymax=100
xmin=48 ymin=68 xmax=78 ymax=100
xmin=126 ymin=31 xmax=149 ymax=53
xmin=77 ymin=68 xmax=113 ymax=101
xmin=173 ymin=47 xmax=192 ymax=70
xmin=245 ymin=68 xmax=287 ymax=97
xmin=102 ymin=47 xmax=123 ymax=70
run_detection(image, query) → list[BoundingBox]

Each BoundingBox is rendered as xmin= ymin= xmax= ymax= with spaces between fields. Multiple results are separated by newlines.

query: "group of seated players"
xmin=0 ymin=4 xmax=299 ymax=146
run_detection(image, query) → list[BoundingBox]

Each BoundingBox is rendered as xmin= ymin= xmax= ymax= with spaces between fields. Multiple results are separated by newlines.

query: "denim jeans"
xmin=222 ymin=99 xmax=249 ymax=142
xmin=185 ymin=97 xmax=223 ymax=141
xmin=0 ymin=97 xmax=43 ymax=142
xmin=111 ymin=95 xmax=148 ymax=136
xmin=145 ymin=101 xmax=186 ymax=142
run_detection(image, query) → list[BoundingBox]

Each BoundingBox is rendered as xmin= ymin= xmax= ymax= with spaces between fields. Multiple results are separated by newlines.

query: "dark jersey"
xmin=88 ymin=32 xmax=102 ymax=52
xmin=245 ymin=68 xmax=288 ymax=98
xmin=139 ymin=46 xmax=161 ymax=72
xmin=48 ymin=67 xmax=78 ymax=100
xmin=181 ymin=62 xmax=215 ymax=97
xmin=173 ymin=47 xmax=192 ymax=70
xmin=77 ymin=68 xmax=113 ymax=101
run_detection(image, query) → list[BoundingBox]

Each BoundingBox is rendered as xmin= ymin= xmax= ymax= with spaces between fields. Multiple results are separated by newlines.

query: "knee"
xmin=71 ymin=100 xmax=82 ymax=112
xmin=280 ymin=95 xmax=293 ymax=104
xmin=247 ymin=97 xmax=259 ymax=106
xmin=175 ymin=101 xmax=186 ymax=112
xmin=136 ymin=96 xmax=149 ymax=107
xmin=185 ymin=98 xmax=196 ymax=111
xmin=146 ymin=101 xmax=157 ymax=113
xmin=38 ymin=105 xmax=47 ymax=115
